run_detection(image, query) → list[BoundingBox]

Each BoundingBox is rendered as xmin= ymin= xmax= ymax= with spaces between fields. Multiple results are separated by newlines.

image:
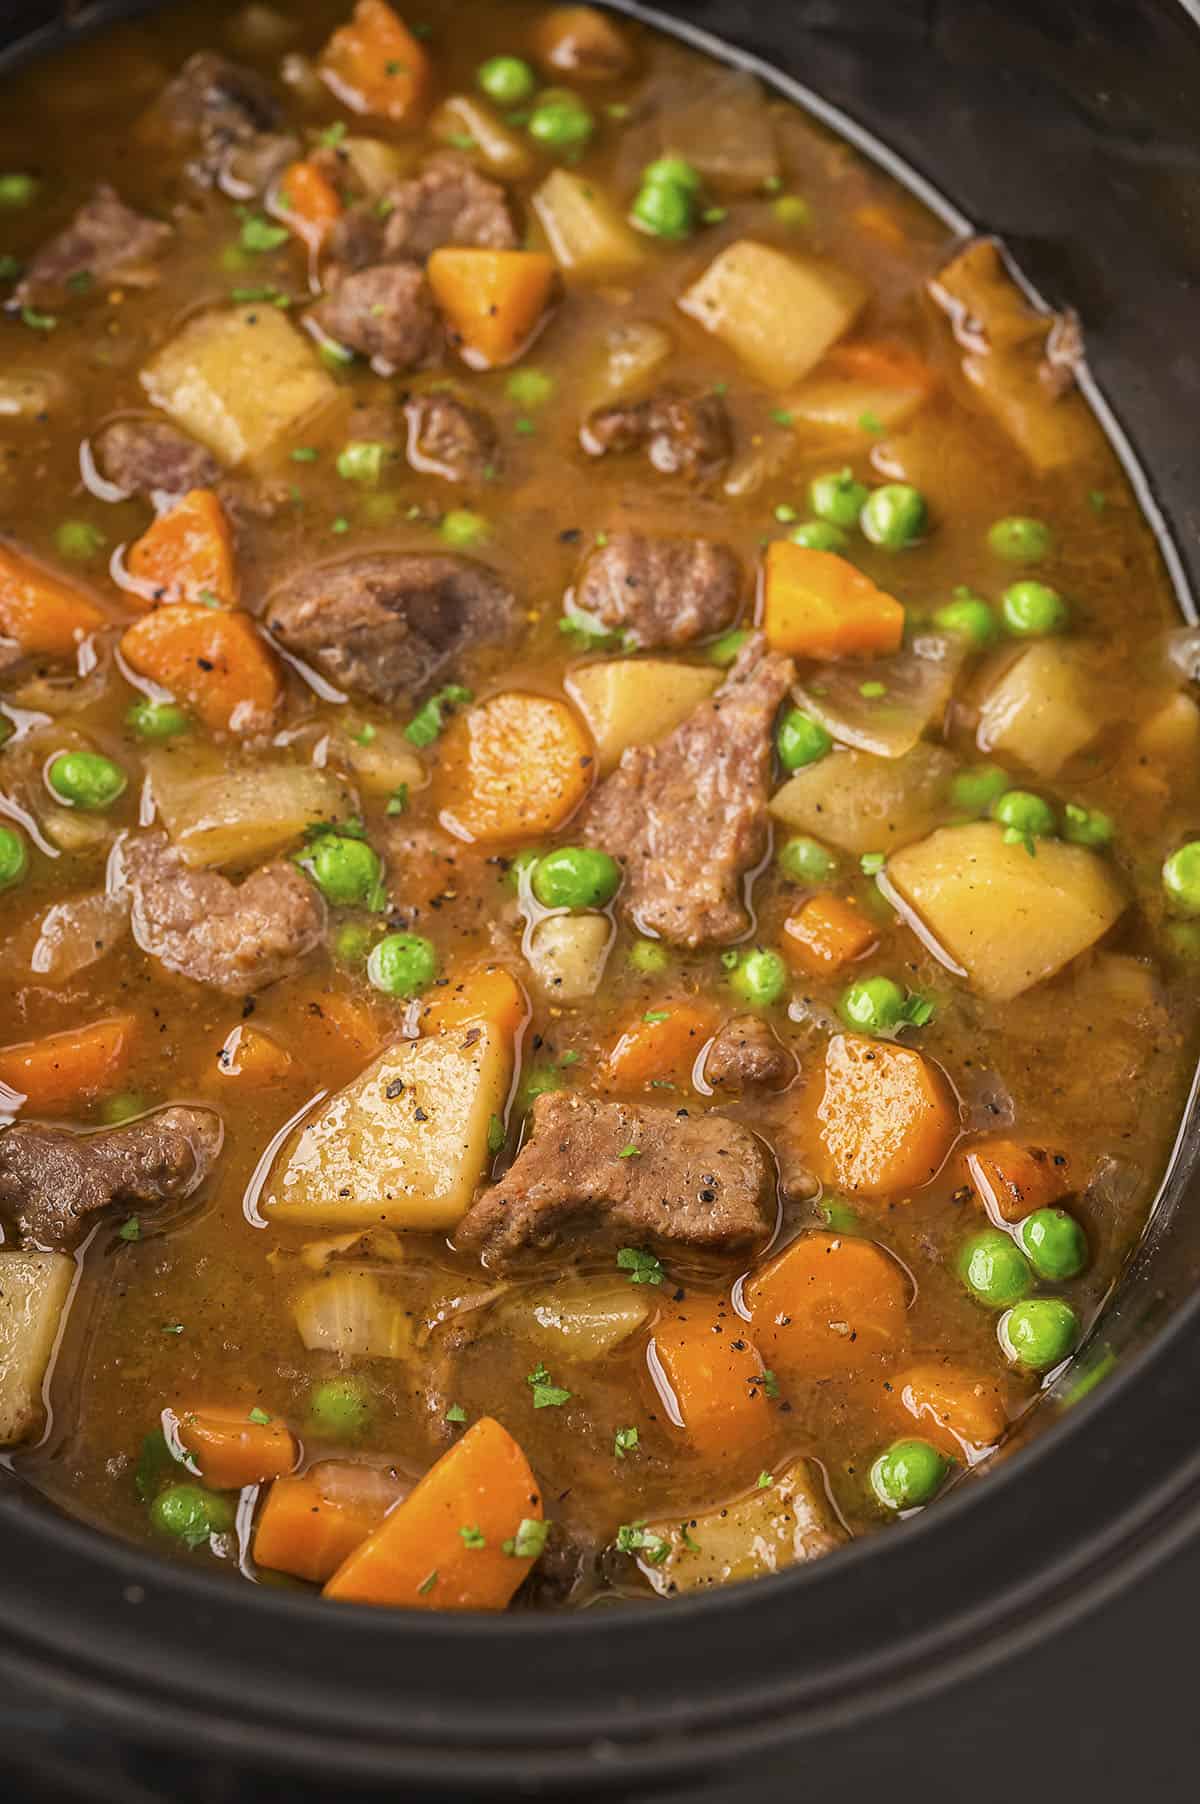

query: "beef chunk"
xmin=518 ymin=1525 xmax=600 ymax=1608
xmin=455 ymin=1091 xmax=774 ymax=1270
xmin=14 ymin=186 xmax=170 ymax=306
xmin=152 ymin=51 xmax=284 ymax=180
xmin=582 ymin=634 xmax=794 ymax=947
xmin=310 ymin=263 xmax=440 ymax=371
xmin=573 ymin=532 xmax=740 ymax=650
xmin=93 ymin=418 xmax=223 ymax=501
xmin=0 ymin=1106 xmax=223 ymax=1252
xmin=323 ymin=203 xmax=385 ymax=284
xmin=381 ymin=153 xmax=517 ymax=263
xmin=704 ymin=1015 xmax=794 ymax=1093
xmin=404 ymin=392 xmax=498 ymax=483
xmin=265 ymin=553 xmax=515 ymax=705
xmin=123 ymin=833 xmax=325 ymax=994
xmin=580 ymin=389 xmax=732 ymax=481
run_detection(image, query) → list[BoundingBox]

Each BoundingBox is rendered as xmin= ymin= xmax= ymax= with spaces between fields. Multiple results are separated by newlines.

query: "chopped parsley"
xmin=487 ymin=1113 xmax=505 ymax=1154
xmin=290 ymin=446 xmax=319 ymax=463
xmin=248 ymin=1407 xmax=272 ymax=1426
xmin=459 ymin=1524 xmax=486 ymax=1549
xmin=117 ymin=1217 xmax=141 ymax=1243
xmin=417 ymin=1569 xmax=438 ymax=1595
xmin=615 ymin=1521 xmax=670 ymax=1565
xmin=331 ymin=515 xmax=351 ymax=534
xmin=502 ymin=1516 xmax=549 ymax=1558
xmin=770 ymin=409 xmax=795 ymax=428
xmin=20 ymin=306 xmax=56 ymax=332
xmin=230 ymin=285 xmax=292 ymax=307
xmin=526 ymin=1363 xmax=572 ymax=1409
xmin=617 ymin=1246 xmax=663 ymax=1286
xmin=386 ymin=783 xmax=409 ymax=816
xmin=613 ymin=1426 xmax=639 ymax=1459
xmin=445 ymin=1403 xmax=467 ymax=1424
xmin=405 ymin=684 xmax=473 ymax=747
xmin=753 ymin=1369 xmax=781 ymax=1400
xmin=859 ymin=680 xmax=887 ymax=699
xmin=241 ymin=214 xmax=289 ymax=253
xmin=317 ymin=121 xmax=348 ymax=147
xmin=900 ymin=992 xmax=936 ymax=1028
xmin=642 ymin=1010 xmax=670 ymax=1024
xmin=859 ymin=409 xmax=884 ymax=435
xmin=859 ymin=852 xmax=886 ymax=876
xmin=618 ymin=1144 xmax=642 ymax=1159
xmin=756 ymin=1470 xmax=774 ymax=1489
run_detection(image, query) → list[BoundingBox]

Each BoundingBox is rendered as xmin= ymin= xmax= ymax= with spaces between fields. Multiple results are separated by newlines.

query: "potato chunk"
xmin=887 ymin=822 xmax=1127 ymax=1002
xmin=526 ymin=913 xmax=612 ymax=1002
xmin=141 ymin=305 xmax=338 ymax=468
xmin=678 ymin=241 xmax=867 ymax=387
xmin=634 ymin=1458 xmax=845 ymax=1596
xmin=0 ymin=1251 xmax=74 ymax=1445
xmin=532 ymin=169 xmax=644 ymax=279
xmin=263 ymin=1028 xmax=510 ymax=1228
xmin=976 ymin=643 xmax=1099 ymax=778
xmin=146 ymin=748 xmax=353 ymax=868
xmin=770 ymin=743 xmax=955 ymax=855
xmin=566 ymin=659 xmax=720 ymax=773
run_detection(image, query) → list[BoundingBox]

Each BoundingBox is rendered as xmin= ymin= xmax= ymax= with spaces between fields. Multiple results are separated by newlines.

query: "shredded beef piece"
xmin=92 ymin=418 xmax=222 ymax=501
xmin=14 ymin=186 xmax=170 ymax=306
xmin=265 ymin=552 xmax=515 ymax=705
xmin=404 ymin=392 xmax=498 ymax=483
xmin=580 ymin=389 xmax=732 ymax=481
xmin=122 ymin=833 xmax=325 ymax=994
xmin=573 ymin=532 xmax=740 ymax=650
xmin=309 ymin=263 xmax=440 ymax=371
xmin=381 ymin=153 xmax=517 ymax=263
xmin=455 ymin=1091 xmax=774 ymax=1270
xmin=704 ymin=1015 xmax=794 ymax=1093
xmin=582 ymin=634 xmax=794 ymax=947
xmin=151 ymin=51 xmax=284 ymax=180
xmin=0 ymin=1106 xmax=223 ymax=1252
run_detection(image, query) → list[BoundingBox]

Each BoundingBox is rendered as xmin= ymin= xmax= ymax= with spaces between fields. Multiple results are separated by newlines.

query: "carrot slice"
xmin=119 ymin=603 xmax=281 ymax=734
xmin=824 ymin=338 xmax=936 ymax=395
xmin=125 ymin=489 xmax=238 ymax=608
xmin=323 ymin=1417 xmax=543 ymax=1610
xmin=963 ymin=1137 xmax=1071 ymax=1224
xmin=254 ymin=1460 xmax=407 ymax=1584
xmin=815 ymin=1033 xmax=958 ymax=1196
xmin=747 ymin=1230 xmax=908 ymax=1379
xmin=782 ymin=894 xmax=877 ymax=976
xmin=175 ymin=1405 xmax=297 ymax=1490
xmin=422 ymin=965 xmax=529 ymax=1040
xmin=649 ymin=1304 xmax=772 ymax=1459
xmin=0 ymin=542 xmax=106 ymax=658
xmin=277 ymin=159 xmax=343 ymax=252
xmin=891 ymin=1361 xmax=1009 ymax=1461
xmin=761 ymin=543 xmax=905 ymax=660
xmin=0 ymin=1015 xmax=136 ymax=1114
xmin=606 ymin=1002 xmax=717 ymax=1090
xmin=427 ymin=248 xmax=558 ymax=369
xmin=215 ymin=1024 xmax=296 ymax=1086
xmin=436 ymin=691 xmax=592 ymax=842
xmin=318 ymin=0 xmax=432 ymax=122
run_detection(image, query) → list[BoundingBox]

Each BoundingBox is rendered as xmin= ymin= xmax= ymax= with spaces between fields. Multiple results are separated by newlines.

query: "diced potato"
xmin=960 ymin=350 xmax=1101 ymax=474
xmin=431 ymin=96 xmax=533 ymax=179
xmin=339 ymin=725 xmax=425 ymax=798
xmin=635 ymin=1458 xmax=844 ymax=1596
xmin=590 ymin=321 xmax=674 ymax=403
xmin=887 ymin=822 xmax=1127 ymax=1002
xmin=784 ymin=370 xmax=927 ymax=440
xmin=976 ymin=643 xmax=1100 ymax=778
xmin=292 ymin=1272 xmax=414 ymax=1359
xmin=795 ymin=633 xmax=965 ymax=759
xmin=532 ymin=169 xmax=644 ymax=280
xmin=770 ymin=744 xmax=955 ymax=855
xmin=504 ymin=1278 xmax=651 ymax=1359
xmin=146 ymin=748 xmax=354 ymax=867
xmin=141 ymin=305 xmax=338 ymax=469
xmin=264 ymin=1027 xmax=511 ymax=1229
xmin=931 ymin=238 xmax=1049 ymax=354
xmin=645 ymin=71 xmax=779 ymax=194
xmin=0 ymin=1251 xmax=74 ymax=1445
xmin=526 ymin=913 xmax=612 ymax=1002
xmin=340 ymin=134 xmax=413 ymax=193
xmin=678 ymin=241 xmax=867 ymax=388
xmin=566 ymin=659 xmax=720 ymax=773
xmin=1131 ymin=693 xmax=1200 ymax=784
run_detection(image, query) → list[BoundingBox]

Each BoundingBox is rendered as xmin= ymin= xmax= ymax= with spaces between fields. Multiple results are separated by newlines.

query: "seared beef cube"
xmin=14 ymin=186 xmax=170 ymax=306
xmin=404 ymin=392 xmax=498 ymax=483
xmin=92 ymin=418 xmax=222 ymax=501
xmin=381 ymin=153 xmax=517 ymax=262
xmin=573 ymin=532 xmax=740 ymax=650
xmin=703 ymin=1015 xmax=794 ymax=1093
xmin=151 ymin=51 xmax=284 ymax=180
xmin=580 ymin=389 xmax=732 ymax=481
xmin=309 ymin=263 xmax=441 ymax=372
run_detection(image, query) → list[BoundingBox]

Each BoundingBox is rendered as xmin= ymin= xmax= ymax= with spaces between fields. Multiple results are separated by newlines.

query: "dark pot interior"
xmin=1 ymin=0 xmax=1199 ymax=1794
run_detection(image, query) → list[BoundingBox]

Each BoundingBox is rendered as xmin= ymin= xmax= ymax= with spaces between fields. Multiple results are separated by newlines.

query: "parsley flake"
xmin=241 ymin=215 xmax=289 ymax=253
xmin=753 ymin=1369 xmax=781 ymax=1400
xmin=617 ymin=1246 xmax=663 ymax=1286
xmin=386 ymin=782 xmax=410 ymax=817
xmin=613 ymin=1426 xmax=639 ymax=1459
xmin=248 ymin=1407 xmax=272 ymax=1426
xmin=526 ymin=1362 xmax=572 ymax=1409
xmin=859 ymin=852 xmax=886 ymax=876
xmin=20 ymin=306 xmax=56 ymax=332
xmin=618 ymin=1143 xmax=642 ymax=1159
xmin=487 ymin=1113 xmax=505 ymax=1155
xmin=757 ymin=1470 xmax=773 ymax=1489
xmin=502 ymin=1517 xmax=549 ymax=1558
xmin=859 ymin=680 xmax=887 ymax=699
xmin=459 ymin=1524 xmax=486 ymax=1549
xmin=117 ymin=1217 xmax=141 ymax=1242
xmin=615 ymin=1521 xmax=670 ymax=1565
xmin=417 ymin=1569 xmax=438 ymax=1595
xmin=445 ymin=1403 xmax=467 ymax=1424
xmin=642 ymin=1010 xmax=670 ymax=1024
xmin=405 ymin=684 xmax=472 ymax=747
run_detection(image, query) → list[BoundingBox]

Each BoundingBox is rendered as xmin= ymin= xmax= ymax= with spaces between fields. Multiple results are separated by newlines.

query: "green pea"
xmin=788 ymin=520 xmax=848 ymax=552
xmin=0 ymin=173 xmax=37 ymax=208
xmin=308 ymin=833 xmax=383 ymax=908
xmin=1000 ymin=1298 xmax=1079 ymax=1372
xmin=987 ymin=516 xmax=1053 ymax=563
xmin=477 ymin=54 xmax=536 ymax=104
xmin=959 ymin=1229 xmax=1033 ymax=1308
xmin=440 ymin=508 xmax=489 ymax=548
xmin=0 ymin=824 xmax=28 ymax=891
xmin=1001 ymin=579 xmax=1068 ymax=636
xmin=528 ymin=91 xmax=594 ymax=149
xmin=150 ymin=1482 xmax=235 ymax=1545
xmin=933 ymin=591 xmax=998 ymax=647
xmin=870 ymin=1438 xmax=950 ymax=1510
xmin=55 ymin=520 xmax=106 ymax=561
xmin=990 ymin=789 xmax=1056 ymax=844
xmin=308 ymin=1375 xmax=372 ymax=1440
xmin=772 ymin=193 xmax=811 ymax=227
xmin=631 ymin=180 xmax=693 ymax=239
xmin=949 ymin=763 xmax=1010 ymax=816
xmin=641 ymin=156 xmax=703 ymax=193
xmin=46 ymin=749 xmax=127 ymax=811
xmin=126 ymin=698 xmax=190 ymax=740
xmin=1062 ymin=803 xmax=1113 ymax=848
xmin=333 ymin=921 xmax=374 ymax=967
xmin=336 ymin=440 xmax=388 ymax=484
xmin=368 ymin=931 xmax=438 ymax=997
xmin=838 ymin=974 xmax=905 ymax=1036
xmin=777 ymin=708 xmax=832 ymax=771
xmin=504 ymin=368 xmax=554 ymax=409
xmin=708 ymin=627 xmax=749 ymax=668
xmin=100 ymin=1091 xmax=146 ymax=1125
xmin=628 ymin=938 xmax=670 ymax=974
xmin=860 ymin=483 xmax=927 ymax=549
xmin=1019 ymin=1208 xmax=1088 ymax=1281
xmin=532 ymin=846 xmax=621 ymax=910
xmin=728 ymin=948 xmax=788 ymax=1008
xmin=810 ymin=467 xmax=869 ymax=528
xmin=778 ymin=834 xmax=837 ymax=883
xmin=1162 ymin=842 xmax=1200 ymax=916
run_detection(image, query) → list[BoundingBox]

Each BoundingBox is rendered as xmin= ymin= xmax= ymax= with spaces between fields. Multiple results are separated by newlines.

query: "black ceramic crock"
xmin=1 ymin=2 xmax=1199 ymax=1796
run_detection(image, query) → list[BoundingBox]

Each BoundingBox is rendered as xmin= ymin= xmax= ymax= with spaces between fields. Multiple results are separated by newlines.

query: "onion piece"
xmin=794 ymin=632 xmax=966 ymax=759
xmin=292 ymin=1273 xmax=414 ymax=1360
xmin=31 ymin=888 xmax=130 ymax=982
xmin=504 ymin=1278 xmax=653 ymax=1361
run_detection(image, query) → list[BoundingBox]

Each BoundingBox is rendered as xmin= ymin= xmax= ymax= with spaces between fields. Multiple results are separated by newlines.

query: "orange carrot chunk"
xmin=0 ymin=542 xmax=107 ymax=658
xmin=318 ymin=0 xmax=432 ymax=122
xmin=783 ymin=894 xmax=877 ymax=976
xmin=254 ymin=1460 xmax=407 ymax=1584
xmin=0 ymin=1015 xmax=136 ymax=1114
xmin=436 ymin=691 xmax=592 ymax=842
xmin=120 ymin=603 xmax=281 ymax=734
xmin=891 ymin=1361 xmax=1009 ymax=1461
xmin=747 ymin=1229 xmax=909 ymax=1380
xmin=761 ymin=542 xmax=905 ymax=660
xmin=606 ymin=1002 xmax=717 ymax=1091
xmin=324 ymin=1416 xmax=543 ymax=1610
xmin=422 ymin=965 xmax=529 ymax=1040
xmin=963 ymin=1137 xmax=1071 ymax=1224
xmin=649 ymin=1304 xmax=772 ymax=1459
xmin=175 ymin=1405 xmax=297 ymax=1490
xmin=125 ymin=489 xmax=238 ymax=608
xmin=815 ymin=1033 xmax=958 ymax=1196
xmin=277 ymin=159 xmax=343 ymax=252
xmin=427 ymin=248 xmax=558 ymax=369
xmin=215 ymin=1025 xmax=296 ymax=1086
